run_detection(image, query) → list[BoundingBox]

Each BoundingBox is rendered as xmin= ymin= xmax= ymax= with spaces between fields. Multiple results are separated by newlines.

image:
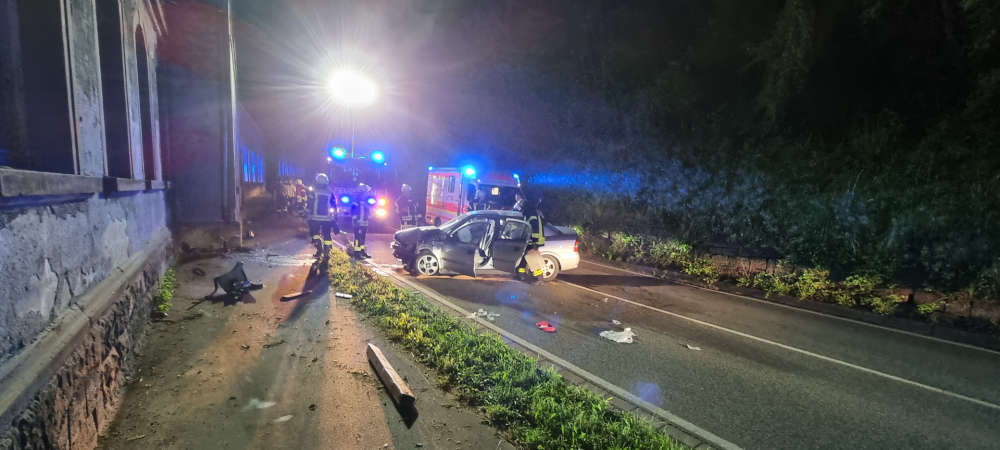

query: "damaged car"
xmin=390 ymin=210 xmax=578 ymax=281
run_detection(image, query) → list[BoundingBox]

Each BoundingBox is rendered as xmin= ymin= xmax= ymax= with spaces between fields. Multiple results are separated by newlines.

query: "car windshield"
xmin=438 ymin=213 xmax=473 ymax=233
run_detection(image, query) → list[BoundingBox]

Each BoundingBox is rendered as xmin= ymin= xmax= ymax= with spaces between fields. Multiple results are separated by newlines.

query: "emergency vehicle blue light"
xmin=340 ymin=195 xmax=351 ymax=204
xmin=427 ymin=166 xmax=433 ymax=171
xmin=366 ymin=197 xmax=377 ymax=205
xmin=462 ymin=166 xmax=476 ymax=178
xmin=371 ymin=151 xmax=385 ymax=162
xmin=331 ymin=147 xmax=347 ymax=160
xmin=513 ymin=173 xmax=520 ymax=179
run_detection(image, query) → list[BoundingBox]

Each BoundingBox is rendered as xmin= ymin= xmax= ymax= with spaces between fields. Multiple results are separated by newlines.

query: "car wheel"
xmin=415 ymin=251 xmax=441 ymax=276
xmin=540 ymin=255 xmax=560 ymax=281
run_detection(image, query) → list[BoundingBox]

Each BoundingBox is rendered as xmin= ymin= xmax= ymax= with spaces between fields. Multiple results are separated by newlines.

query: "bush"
xmin=794 ymin=268 xmax=834 ymax=302
xmin=751 ymin=272 xmax=794 ymax=297
xmin=973 ymin=259 xmax=1000 ymax=301
xmin=155 ymin=268 xmax=176 ymax=313
xmin=681 ymin=257 xmax=720 ymax=285
xmin=862 ymin=294 xmax=904 ymax=316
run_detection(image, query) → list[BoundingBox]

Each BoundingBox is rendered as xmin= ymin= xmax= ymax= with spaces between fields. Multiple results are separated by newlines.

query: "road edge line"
xmin=558 ymin=278 xmax=1000 ymax=413
xmin=579 ymin=259 xmax=1000 ymax=357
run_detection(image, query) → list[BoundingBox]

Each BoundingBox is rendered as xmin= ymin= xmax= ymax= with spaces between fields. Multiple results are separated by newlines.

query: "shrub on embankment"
xmin=327 ymin=250 xmax=683 ymax=450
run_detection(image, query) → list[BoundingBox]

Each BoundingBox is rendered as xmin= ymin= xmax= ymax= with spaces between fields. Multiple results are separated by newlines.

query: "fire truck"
xmin=424 ymin=165 xmax=522 ymax=226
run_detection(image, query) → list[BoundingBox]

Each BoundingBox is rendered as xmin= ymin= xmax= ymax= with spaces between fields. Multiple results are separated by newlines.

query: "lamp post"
xmin=327 ymin=69 xmax=378 ymax=159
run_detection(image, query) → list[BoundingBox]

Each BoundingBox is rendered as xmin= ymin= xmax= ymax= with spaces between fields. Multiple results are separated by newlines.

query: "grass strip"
xmin=327 ymin=249 xmax=684 ymax=449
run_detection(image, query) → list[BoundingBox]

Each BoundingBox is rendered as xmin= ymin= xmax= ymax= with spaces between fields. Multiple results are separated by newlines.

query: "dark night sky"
xmin=232 ymin=0 xmax=570 ymax=187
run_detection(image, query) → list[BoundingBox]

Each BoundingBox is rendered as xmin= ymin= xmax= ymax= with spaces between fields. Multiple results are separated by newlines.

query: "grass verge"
xmin=327 ymin=249 xmax=684 ymax=449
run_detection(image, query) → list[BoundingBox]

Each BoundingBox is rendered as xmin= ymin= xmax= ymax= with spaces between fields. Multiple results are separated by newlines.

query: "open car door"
xmin=491 ymin=218 xmax=531 ymax=273
xmin=439 ymin=216 xmax=491 ymax=276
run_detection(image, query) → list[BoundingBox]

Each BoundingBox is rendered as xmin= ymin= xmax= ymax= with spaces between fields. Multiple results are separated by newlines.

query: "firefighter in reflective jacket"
xmin=351 ymin=183 xmax=374 ymax=259
xmin=396 ymin=184 xmax=417 ymax=228
xmin=520 ymin=197 xmax=546 ymax=278
xmin=307 ymin=173 xmax=339 ymax=260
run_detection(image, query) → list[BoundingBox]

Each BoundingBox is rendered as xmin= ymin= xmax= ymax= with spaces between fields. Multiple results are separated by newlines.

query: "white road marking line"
xmin=579 ymin=259 xmax=1000 ymax=357
xmin=557 ymin=278 xmax=1000 ymax=412
xmin=377 ymin=268 xmax=741 ymax=450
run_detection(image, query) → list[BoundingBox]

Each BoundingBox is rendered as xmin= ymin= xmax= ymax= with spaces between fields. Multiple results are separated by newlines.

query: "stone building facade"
xmin=0 ymin=0 xmax=256 ymax=448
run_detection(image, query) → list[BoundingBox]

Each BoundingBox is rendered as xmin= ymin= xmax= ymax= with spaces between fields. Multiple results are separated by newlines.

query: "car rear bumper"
xmin=544 ymin=249 xmax=579 ymax=271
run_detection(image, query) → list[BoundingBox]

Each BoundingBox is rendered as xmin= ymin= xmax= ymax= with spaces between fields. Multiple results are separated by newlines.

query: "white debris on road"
xmin=684 ymin=344 xmax=702 ymax=351
xmin=335 ymin=292 xmax=353 ymax=299
xmin=599 ymin=327 xmax=636 ymax=344
xmin=273 ymin=415 xmax=294 ymax=423
xmin=611 ymin=319 xmax=622 ymax=325
xmin=473 ymin=308 xmax=501 ymax=321
xmin=242 ymin=398 xmax=276 ymax=411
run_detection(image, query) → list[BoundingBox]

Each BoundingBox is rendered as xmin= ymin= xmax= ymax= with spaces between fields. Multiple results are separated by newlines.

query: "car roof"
xmin=466 ymin=210 xmax=523 ymax=218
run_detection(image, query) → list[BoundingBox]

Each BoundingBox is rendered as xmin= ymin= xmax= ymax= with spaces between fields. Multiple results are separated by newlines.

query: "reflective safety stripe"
xmin=356 ymin=220 xmax=368 ymax=226
xmin=518 ymin=267 xmax=526 ymax=273
xmin=312 ymin=235 xmax=322 ymax=240
xmin=533 ymin=269 xmax=544 ymax=276
xmin=310 ymin=215 xmax=333 ymax=222
xmin=323 ymin=240 xmax=333 ymax=245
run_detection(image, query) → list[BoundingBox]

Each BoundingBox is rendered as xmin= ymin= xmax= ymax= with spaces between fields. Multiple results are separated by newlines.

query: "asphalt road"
xmin=349 ymin=232 xmax=1000 ymax=450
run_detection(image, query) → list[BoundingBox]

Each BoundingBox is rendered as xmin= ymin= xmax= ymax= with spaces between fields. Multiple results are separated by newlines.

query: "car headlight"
xmin=375 ymin=207 xmax=387 ymax=218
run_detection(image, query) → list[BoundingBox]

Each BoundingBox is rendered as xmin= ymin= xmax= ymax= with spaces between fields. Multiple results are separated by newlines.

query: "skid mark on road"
xmin=559 ymin=278 xmax=1000 ymax=413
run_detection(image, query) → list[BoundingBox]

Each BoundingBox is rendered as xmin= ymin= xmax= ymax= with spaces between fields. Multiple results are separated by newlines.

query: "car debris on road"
xmin=599 ymin=327 xmax=636 ymax=343
xmin=536 ymin=321 xmax=557 ymax=333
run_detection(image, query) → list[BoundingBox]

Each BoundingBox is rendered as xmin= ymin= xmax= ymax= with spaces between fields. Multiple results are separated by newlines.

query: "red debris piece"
xmin=535 ymin=321 xmax=556 ymax=333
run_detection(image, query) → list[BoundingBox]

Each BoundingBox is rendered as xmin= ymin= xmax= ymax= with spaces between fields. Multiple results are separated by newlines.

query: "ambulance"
xmin=424 ymin=166 xmax=522 ymax=226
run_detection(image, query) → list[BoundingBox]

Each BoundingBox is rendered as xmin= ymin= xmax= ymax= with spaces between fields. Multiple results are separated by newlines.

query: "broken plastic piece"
xmin=335 ymin=292 xmax=353 ymax=299
xmin=242 ymin=398 xmax=276 ymax=411
xmin=280 ymin=290 xmax=313 ymax=302
xmin=684 ymin=344 xmax=702 ymax=351
xmin=599 ymin=327 xmax=636 ymax=343
xmin=536 ymin=321 xmax=556 ymax=333
xmin=611 ymin=319 xmax=622 ymax=325
xmin=272 ymin=415 xmax=293 ymax=423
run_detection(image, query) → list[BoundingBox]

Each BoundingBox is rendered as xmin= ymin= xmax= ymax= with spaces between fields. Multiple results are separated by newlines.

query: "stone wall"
xmin=0 ymin=237 xmax=170 ymax=450
xmin=0 ymin=191 xmax=167 ymax=364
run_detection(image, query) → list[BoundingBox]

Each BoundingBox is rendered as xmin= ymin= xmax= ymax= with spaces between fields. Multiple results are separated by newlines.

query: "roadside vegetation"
xmin=571 ymin=229 xmax=993 ymax=333
xmin=154 ymin=267 xmax=176 ymax=315
xmin=327 ymin=250 xmax=683 ymax=450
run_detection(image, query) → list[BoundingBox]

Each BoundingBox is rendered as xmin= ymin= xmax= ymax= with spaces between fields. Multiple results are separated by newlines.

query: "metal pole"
xmin=349 ymin=108 xmax=355 ymax=159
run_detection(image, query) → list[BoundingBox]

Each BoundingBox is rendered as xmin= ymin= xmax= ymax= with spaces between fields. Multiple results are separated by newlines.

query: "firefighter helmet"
xmin=314 ymin=173 xmax=329 ymax=186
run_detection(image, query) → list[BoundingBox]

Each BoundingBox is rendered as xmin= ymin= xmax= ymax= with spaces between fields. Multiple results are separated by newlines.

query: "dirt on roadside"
xmin=98 ymin=218 xmax=515 ymax=450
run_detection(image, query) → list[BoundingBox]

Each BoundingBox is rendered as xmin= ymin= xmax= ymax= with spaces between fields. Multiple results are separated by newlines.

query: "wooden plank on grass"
xmin=366 ymin=343 xmax=415 ymax=407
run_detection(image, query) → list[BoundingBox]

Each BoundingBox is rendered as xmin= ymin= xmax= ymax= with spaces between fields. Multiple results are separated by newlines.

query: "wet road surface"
xmin=351 ymin=232 xmax=1000 ymax=450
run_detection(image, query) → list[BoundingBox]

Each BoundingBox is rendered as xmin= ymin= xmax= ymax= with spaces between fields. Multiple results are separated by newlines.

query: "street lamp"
xmin=327 ymin=69 xmax=378 ymax=159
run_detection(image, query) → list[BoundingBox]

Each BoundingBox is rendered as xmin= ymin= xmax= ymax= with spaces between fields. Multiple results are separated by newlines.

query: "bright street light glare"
xmin=327 ymin=69 xmax=378 ymax=107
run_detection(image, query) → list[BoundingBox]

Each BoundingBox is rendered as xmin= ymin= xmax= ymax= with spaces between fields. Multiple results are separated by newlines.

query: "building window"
xmin=0 ymin=0 xmax=75 ymax=173
xmin=97 ymin=0 xmax=130 ymax=178
xmin=135 ymin=27 xmax=156 ymax=180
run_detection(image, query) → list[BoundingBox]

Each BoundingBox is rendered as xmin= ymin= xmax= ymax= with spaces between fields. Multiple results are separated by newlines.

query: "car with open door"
xmin=390 ymin=210 xmax=552 ymax=280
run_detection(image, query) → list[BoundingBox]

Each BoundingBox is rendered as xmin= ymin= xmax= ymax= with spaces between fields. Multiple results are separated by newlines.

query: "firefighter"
xmin=519 ymin=196 xmax=546 ymax=279
xmin=294 ymin=179 xmax=307 ymax=214
xmin=351 ymin=183 xmax=374 ymax=259
xmin=307 ymin=173 xmax=339 ymax=260
xmin=396 ymin=184 xmax=416 ymax=228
